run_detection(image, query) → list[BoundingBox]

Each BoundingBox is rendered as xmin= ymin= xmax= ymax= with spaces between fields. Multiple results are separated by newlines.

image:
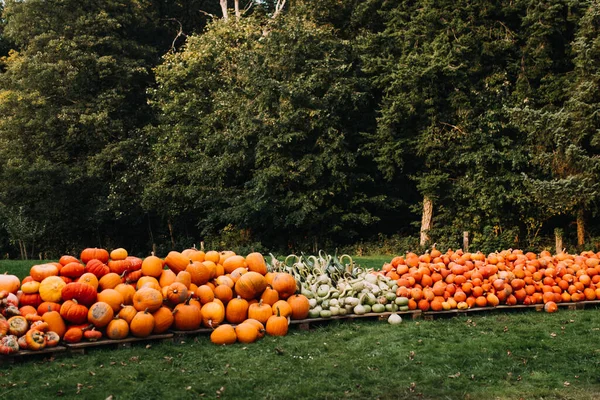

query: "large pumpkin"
xmin=286 ymin=294 xmax=310 ymax=320
xmin=129 ymin=310 xmax=155 ymax=337
xmin=106 ymin=317 xmax=129 ymax=340
xmin=108 ymin=259 xmax=132 ymax=275
xmin=61 ymin=282 xmax=97 ymax=307
xmin=235 ymin=272 xmax=267 ymax=300
xmin=85 ymin=259 xmax=110 ymax=279
xmin=210 ymin=324 xmax=236 ymax=345
xmin=141 ymin=255 xmax=164 ymax=278
xmin=186 ymin=261 xmax=210 ymax=286
xmin=201 ymin=301 xmax=225 ymax=328
xmin=164 ymin=251 xmax=190 ymax=275
xmin=173 ymin=301 xmax=202 ymax=331
xmin=60 ymin=262 xmax=85 ymax=279
xmin=246 ymin=252 xmax=268 ymax=275
xmin=88 ymin=301 xmax=114 ymax=328
xmin=97 ymin=289 xmax=125 ymax=313
xmin=225 ymin=296 xmax=249 ymax=324
xmin=60 ymin=300 xmax=89 ymax=324
xmin=30 ymin=263 xmax=59 ymax=282
xmin=223 ymin=255 xmax=247 ymax=274
xmin=152 ymin=306 xmax=174 ymax=334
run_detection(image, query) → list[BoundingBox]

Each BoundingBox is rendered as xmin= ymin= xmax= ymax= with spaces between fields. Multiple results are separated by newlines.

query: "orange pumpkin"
xmin=88 ymin=302 xmax=114 ymax=328
xmin=235 ymin=272 xmax=267 ymax=300
xmin=106 ymin=317 xmax=130 ymax=340
xmin=246 ymin=253 xmax=268 ymax=275
xmin=287 ymin=294 xmax=310 ymax=320
xmin=225 ymin=296 xmax=249 ymax=324
xmin=210 ymin=324 xmax=237 ymax=345
xmin=201 ymin=301 xmax=225 ymax=328
xmin=271 ymin=273 xmax=297 ymax=299
xmin=133 ymin=287 xmax=163 ymax=312
xmin=141 ymin=255 xmax=164 ymax=278
xmin=129 ymin=310 xmax=155 ymax=337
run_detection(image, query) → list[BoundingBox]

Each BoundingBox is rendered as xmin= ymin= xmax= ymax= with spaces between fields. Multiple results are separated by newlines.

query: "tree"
xmin=0 ymin=0 xmax=160 ymax=255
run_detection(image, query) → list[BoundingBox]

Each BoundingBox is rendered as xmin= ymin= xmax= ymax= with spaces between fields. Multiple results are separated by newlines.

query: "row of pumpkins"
xmin=0 ymin=248 xmax=311 ymax=354
xmin=380 ymin=248 xmax=600 ymax=312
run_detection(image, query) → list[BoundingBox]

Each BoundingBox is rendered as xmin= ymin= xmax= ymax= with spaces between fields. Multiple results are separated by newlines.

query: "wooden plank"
xmin=0 ymin=346 xmax=67 ymax=365
xmin=65 ymin=333 xmax=173 ymax=352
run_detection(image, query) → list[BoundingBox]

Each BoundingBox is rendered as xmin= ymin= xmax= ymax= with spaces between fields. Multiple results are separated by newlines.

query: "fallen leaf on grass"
xmin=89 ymin=371 xmax=95 ymax=376
xmin=550 ymin=333 xmax=557 ymax=338
xmin=564 ymin=382 xmax=570 ymax=387
xmin=448 ymin=372 xmax=461 ymax=379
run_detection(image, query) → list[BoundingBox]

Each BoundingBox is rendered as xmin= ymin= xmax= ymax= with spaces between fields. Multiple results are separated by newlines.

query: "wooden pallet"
xmin=64 ymin=333 xmax=174 ymax=355
xmin=170 ymin=328 xmax=213 ymax=342
xmin=0 ymin=346 xmax=67 ymax=365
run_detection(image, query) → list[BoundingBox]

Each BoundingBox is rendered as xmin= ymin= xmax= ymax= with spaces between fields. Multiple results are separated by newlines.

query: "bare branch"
xmin=162 ymin=18 xmax=187 ymax=53
xmin=272 ymin=0 xmax=286 ymax=19
xmin=199 ymin=9 xmax=217 ymax=19
xmin=243 ymin=0 xmax=253 ymax=13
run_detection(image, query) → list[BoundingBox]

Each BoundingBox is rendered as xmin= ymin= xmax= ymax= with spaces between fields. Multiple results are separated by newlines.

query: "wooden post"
xmin=463 ymin=231 xmax=469 ymax=252
xmin=577 ymin=207 xmax=585 ymax=247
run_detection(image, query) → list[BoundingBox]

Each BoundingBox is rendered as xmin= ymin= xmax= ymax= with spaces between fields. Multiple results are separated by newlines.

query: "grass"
xmin=1 ymin=309 xmax=599 ymax=399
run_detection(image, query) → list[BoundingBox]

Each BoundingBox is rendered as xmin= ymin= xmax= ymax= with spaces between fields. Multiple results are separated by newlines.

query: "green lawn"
xmin=1 ymin=309 xmax=600 ymax=399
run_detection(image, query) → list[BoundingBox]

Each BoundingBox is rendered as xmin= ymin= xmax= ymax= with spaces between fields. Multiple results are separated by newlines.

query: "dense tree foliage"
xmin=0 ymin=0 xmax=598 ymax=257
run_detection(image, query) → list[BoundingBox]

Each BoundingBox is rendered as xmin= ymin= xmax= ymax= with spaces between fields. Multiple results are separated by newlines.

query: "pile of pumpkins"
xmin=0 ymin=247 xmax=311 ymax=354
xmin=381 ymin=248 xmax=600 ymax=313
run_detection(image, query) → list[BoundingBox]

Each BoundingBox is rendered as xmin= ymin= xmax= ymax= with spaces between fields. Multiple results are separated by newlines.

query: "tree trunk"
xmin=463 ymin=231 xmax=469 ymax=252
xmin=577 ymin=207 xmax=585 ymax=247
xmin=220 ymin=0 xmax=228 ymax=20
xmin=420 ymin=196 xmax=433 ymax=247
xmin=555 ymin=228 xmax=563 ymax=254
xmin=234 ymin=0 xmax=240 ymax=20
xmin=167 ymin=218 xmax=176 ymax=249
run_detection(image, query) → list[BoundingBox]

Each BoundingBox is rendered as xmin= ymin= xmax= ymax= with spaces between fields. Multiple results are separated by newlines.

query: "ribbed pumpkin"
xmin=152 ymin=306 xmax=175 ymax=334
xmin=201 ymin=301 xmax=225 ymax=328
xmin=59 ymin=255 xmax=79 ymax=266
xmin=61 ymin=282 xmax=97 ymax=307
xmin=39 ymin=276 xmax=67 ymax=303
xmin=133 ymin=287 xmax=163 ymax=312
xmin=286 ymin=294 xmax=310 ymax=320
xmin=246 ymin=252 xmax=267 ymax=275
xmin=173 ymin=299 xmax=202 ymax=331
xmin=37 ymin=301 xmax=61 ymax=316
xmin=106 ymin=317 xmax=129 ymax=340
xmin=129 ymin=310 xmax=155 ymax=337
xmin=60 ymin=300 xmax=89 ymax=324
xmin=164 ymin=251 xmax=190 ymax=275
xmin=85 ymin=259 xmax=110 ymax=279
xmin=60 ymin=262 xmax=85 ymax=279
xmin=225 ymin=296 xmax=249 ymax=324
xmin=88 ymin=302 xmax=114 ymax=328
xmin=108 ymin=259 xmax=132 ymax=275
xmin=141 ymin=255 xmax=164 ymax=278
xmin=98 ymin=273 xmax=122 ymax=291
xmin=210 ymin=324 xmax=237 ymax=345
xmin=126 ymin=256 xmax=143 ymax=271
xmin=81 ymin=248 xmax=110 ymax=264
xmin=30 ymin=263 xmax=59 ymax=282
xmin=235 ymin=272 xmax=267 ymax=300
xmin=271 ymin=273 xmax=297 ymax=299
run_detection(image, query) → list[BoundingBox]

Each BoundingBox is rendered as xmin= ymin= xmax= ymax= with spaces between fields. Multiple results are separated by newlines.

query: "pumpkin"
xmin=266 ymin=307 xmax=288 ymax=336
xmin=78 ymin=272 xmax=99 ymax=290
xmin=175 ymin=271 xmax=192 ymax=289
xmin=136 ymin=276 xmax=161 ymax=291
xmin=544 ymin=301 xmax=558 ymax=313
xmin=287 ymin=294 xmax=310 ymax=320
xmin=98 ymin=273 xmax=123 ymax=291
xmin=141 ymin=255 xmax=164 ymax=278
xmin=20 ymin=280 xmax=40 ymax=294
xmin=158 ymin=269 xmax=177 ymax=288
xmin=248 ymin=299 xmax=272 ymax=325
xmin=60 ymin=300 xmax=89 ymax=324
xmin=190 ymin=251 xmax=206 ymax=263
xmin=204 ymin=250 xmax=220 ymax=263
xmin=223 ymin=255 xmax=247 ymax=274
xmin=225 ymin=296 xmax=249 ymax=324
xmin=0 ymin=335 xmax=20 ymax=354
xmin=81 ymin=248 xmax=110 ymax=264
xmin=18 ymin=334 xmax=28 ymax=350
xmin=196 ymin=285 xmax=215 ymax=305
xmin=246 ymin=252 xmax=268 ymax=275
xmin=186 ymin=261 xmax=210 ymax=286
xmin=30 ymin=264 xmax=59 ymax=282
xmin=84 ymin=327 xmax=103 ymax=341
xmin=173 ymin=299 xmax=202 ymax=331
xmin=44 ymin=331 xmax=60 ymax=347
xmin=129 ymin=310 xmax=155 ymax=338
xmin=214 ymin=284 xmax=233 ymax=304
xmin=272 ymin=300 xmax=292 ymax=318
xmin=271 ymin=273 xmax=297 ymax=299
xmin=61 ymin=282 xmax=97 ymax=307
xmin=114 ymin=283 xmax=136 ymax=305
xmin=0 ymin=319 xmax=8 ymax=336
xmin=133 ymin=287 xmax=163 ymax=312
xmin=126 ymin=256 xmax=143 ymax=271
xmin=42 ymin=310 xmax=66 ymax=338
xmin=201 ymin=301 xmax=225 ymax=328
xmin=110 ymin=248 xmax=128 ymax=261
xmin=88 ymin=302 xmax=114 ymax=328
xmin=118 ymin=305 xmax=138 ymax=324
xmin=59 ymin=255 xmax=79 ymax=266
xmin=25 ymin=329 xmax=47 ymax=350
xmin=165 ymin=282 xmax=189 ymax=305
xmin=18 ymin=292 xmax=42 ymax=308
xmin=63 ymin=326 xmax=84 ymax=343
xmin=29 ymin=320 xmax=48 ymax=331
xmin=18 ymin=305 xmax=37 ymax=316
xmin=164 ymin=251 xmax=190 ymax=275
xmin=37 ymin=302 xmax=61 ymax=316
xmin=8 ymin=316 xmax=29 ymax=337
xmin=260 ymin=287 xmax=279 ymax=306
xmin=85 ymin=259 xmax=110 ymax=278
xmin=108 ymin=259 xmax=132 ymax=275
xmin=210 ymin=324 xmax=237 ymax=345
xmin=60 ymin=261 xmax=85 ymax=278
xmin=122 ymin=269 xmax=142 ymax=284
xmin=106 ymin=317 xmax=130 ymax=340
xmin=97 ymin=289 xmax=125 ymax=314
xmin=25 ymin=313 xmax=43 ymax=323
xmin=152 ymin=306 xmax=174 ymax=334
xmin=235 ymin=272 xmax=267 ymax=300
